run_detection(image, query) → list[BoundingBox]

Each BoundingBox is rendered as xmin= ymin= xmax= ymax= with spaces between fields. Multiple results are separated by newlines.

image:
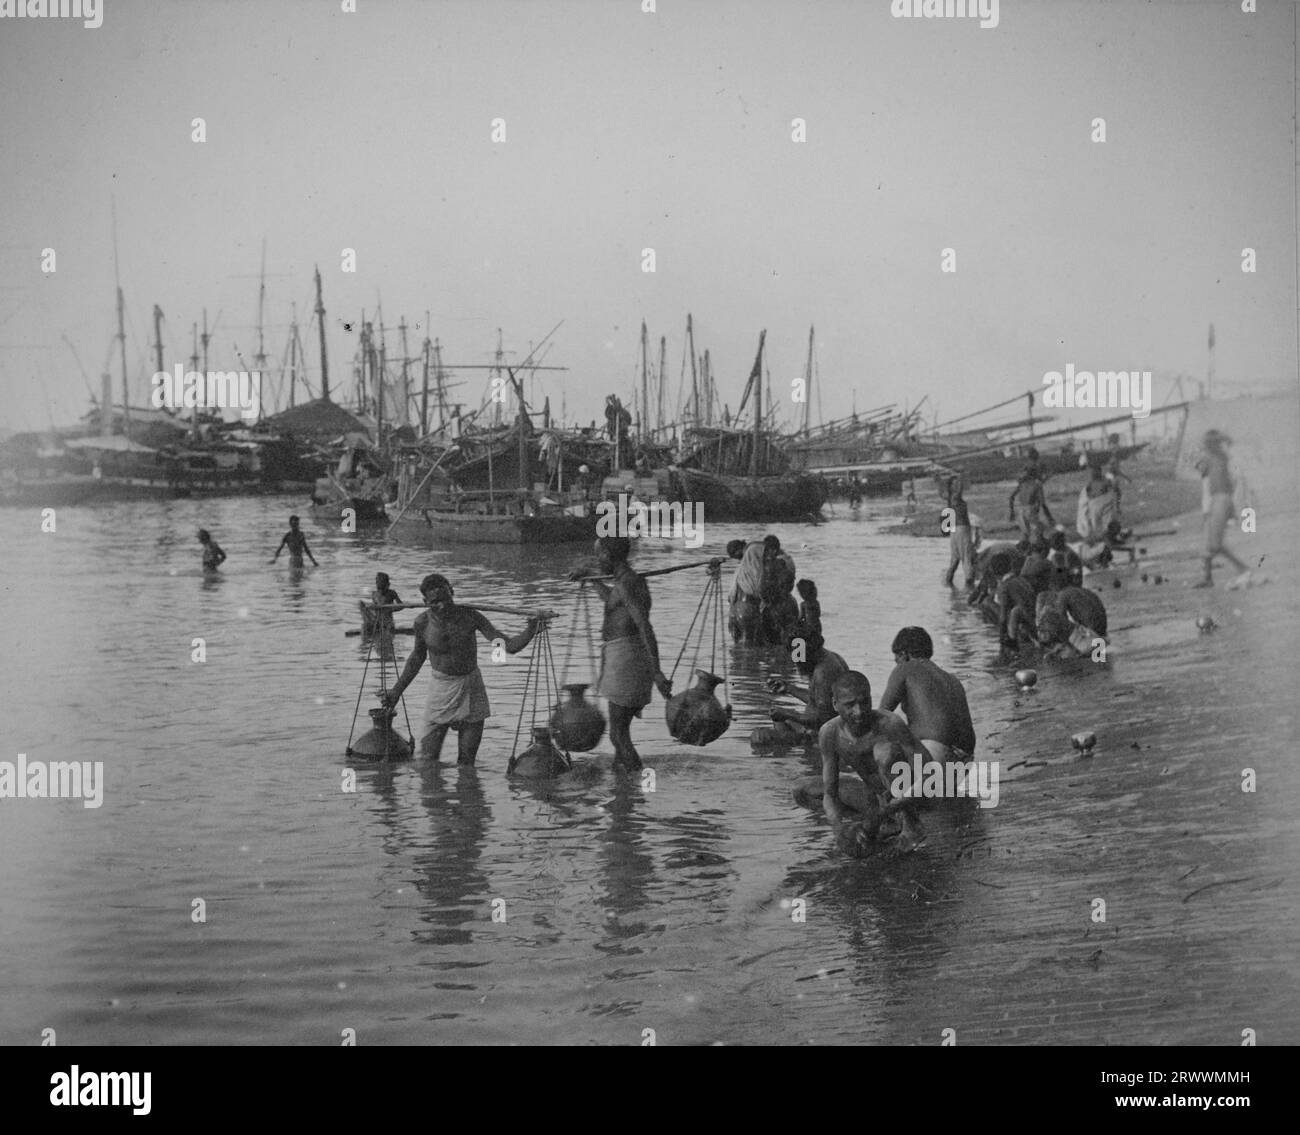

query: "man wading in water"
xmin=270 ymin=515 xmax=318 ymax=569
xmin=382 ymin=574 xmax=546 ymax=764
xmin=587 ymin=536 xmax=672 ymax=772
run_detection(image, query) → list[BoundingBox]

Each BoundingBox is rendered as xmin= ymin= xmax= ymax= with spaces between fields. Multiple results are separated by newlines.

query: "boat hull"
xmin=391 ymin=508 xmax=598 ymax=544
xmin=672 ymin=467 xmax=827 ymax=522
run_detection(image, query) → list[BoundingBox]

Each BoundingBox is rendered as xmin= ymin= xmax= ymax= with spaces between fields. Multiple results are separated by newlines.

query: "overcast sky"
xmin=0 ymin=0 xmax=1295 ymax=434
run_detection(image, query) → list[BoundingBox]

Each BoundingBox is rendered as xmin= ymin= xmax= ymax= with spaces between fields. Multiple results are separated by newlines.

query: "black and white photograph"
xmin=0 ymin=0 xmax=1296 ymax=1076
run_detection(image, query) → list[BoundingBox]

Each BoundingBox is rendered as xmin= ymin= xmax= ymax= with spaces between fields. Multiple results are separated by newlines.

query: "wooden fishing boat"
xmin=671 ymin=331 xmax=828 ymax=522
xmin=385 ymin=361 xmax=600 ymax=545
xmin=670 ymin=465 xmax=827 ymax=522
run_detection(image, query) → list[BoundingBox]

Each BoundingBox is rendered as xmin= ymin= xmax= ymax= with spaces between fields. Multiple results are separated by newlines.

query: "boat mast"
xmin=517 ymin=371 xmax=528 ymax=491
xmin=375 ymin=320 xmax=385 ymax=444
xmin=420 ymin=317 xmax=431 ymax=437
xmin=399 ymin=315 xmax=410 ymax=429
xmin=314 ymin=266 xmax=330 ymax=401
xmin=152 ymin=305 xmax=165 ymax=380
xmin=702 ymin=349 xmax=712 ymax=425
xmin=657 ymin=334 xmax=666 ymax=433
xmin=640 ymin=319 xmax=650 ymax=445
xmin=433 ymin=338 xmax=447 ymax=426
xmin=803 ymin=325 xmax=814 ymax=436
xmin=288 ymin=303 xmax=299 ymax=409
xmin=492 ymin=329 xmax=505 ymax=427
xmin=255 ymin=239 xmax=267 ymax=382
xmin=687 ymin=314 xmax=699 ymax=426
xmin=111 ymin=198 xmax=130 ymax=435
xmin=189 ymin=323 xmax=199 ymax=438
xmin=200 ymin=308 xmax=210 ymax=436
xmin=750 ymin=330 xmax=766 ymax=476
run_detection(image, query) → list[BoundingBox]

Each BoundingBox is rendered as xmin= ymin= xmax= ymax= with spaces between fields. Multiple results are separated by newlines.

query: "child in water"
xmin=198 ymin=529 xmax=227 ymax=571
xmin=363 ymin=572 xmax=402 ymax=635
xmin=796 ymin=578 xmax=821 ymax=637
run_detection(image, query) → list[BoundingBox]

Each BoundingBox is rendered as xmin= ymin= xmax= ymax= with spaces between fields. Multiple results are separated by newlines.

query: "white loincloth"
xmin=423 ymin=667 xmax=491 ymax=729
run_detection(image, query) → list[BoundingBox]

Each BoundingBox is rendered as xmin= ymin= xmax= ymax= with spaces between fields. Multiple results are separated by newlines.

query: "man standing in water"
xmin=1194 ymin=430 xmax=1252 ymax=590
xmin=197 ymin=529 xmax=227 ymax=571
xmin=383 ymin=574 xmax=545 ymax=763
xmin=1009 ymin=466 xmax=1054 ymax=545
xmin=587 ymin=536 xmax=672 ymax=772
xmin=271 ymin=515 xmax=318 ymax=569
xmin=942 ymin=476 xmax=975 ymax=590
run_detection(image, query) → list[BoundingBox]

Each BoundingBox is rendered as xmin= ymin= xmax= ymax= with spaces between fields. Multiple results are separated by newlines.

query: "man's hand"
xmin=770 ymin=709 xmax=788 ymax=723
xmin=381 ymin=689 xmax=401 ymax=708
xmin=653 ymin=671 xmax=672 ymax=699
xmin=765 ymin=676 xmax=788 ymax=695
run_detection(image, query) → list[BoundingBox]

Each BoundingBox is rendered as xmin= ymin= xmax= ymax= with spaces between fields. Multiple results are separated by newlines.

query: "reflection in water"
xmin=411 ymin=763 xmax=493 ymax=948
xmin=2 ymin=496 xmax=1293 ymax=1045
xmin=595 ymin=783 xmax=655 ymax=949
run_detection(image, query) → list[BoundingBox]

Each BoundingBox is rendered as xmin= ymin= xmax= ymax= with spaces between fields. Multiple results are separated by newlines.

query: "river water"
xmin=1 ymin=494 xmax=1296 ymax=1045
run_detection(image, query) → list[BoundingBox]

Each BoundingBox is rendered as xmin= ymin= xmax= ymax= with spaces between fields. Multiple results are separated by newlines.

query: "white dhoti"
xmin=423 ymin=667 xmax=491 ymax=729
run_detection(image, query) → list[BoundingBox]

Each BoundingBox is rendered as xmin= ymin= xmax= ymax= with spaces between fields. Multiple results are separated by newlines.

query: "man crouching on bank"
xmin=383 ymin=573 xmax=546 ymax=764
xmin=799 ymin=671 xmax=929 ymax=854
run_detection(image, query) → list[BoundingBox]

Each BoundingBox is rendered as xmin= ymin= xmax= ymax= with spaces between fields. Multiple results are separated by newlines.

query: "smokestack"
xmin=100 ymin=373 xmax=113 ymax=436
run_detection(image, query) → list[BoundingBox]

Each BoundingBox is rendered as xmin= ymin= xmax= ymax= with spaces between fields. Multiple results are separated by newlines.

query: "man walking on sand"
xmin=1193 ymin=430 xmax=1251 ymax=591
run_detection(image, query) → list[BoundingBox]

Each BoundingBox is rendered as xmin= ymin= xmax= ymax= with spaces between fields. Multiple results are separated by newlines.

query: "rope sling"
xmin=506 ymin=618 xmax=574 ymax=774
xmin=344 ymin=628 xmax=416 ymax=758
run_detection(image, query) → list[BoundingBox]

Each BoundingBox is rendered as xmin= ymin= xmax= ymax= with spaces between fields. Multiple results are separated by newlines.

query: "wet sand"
xmin=852 ymin=484 xmax=1298 ymax=1043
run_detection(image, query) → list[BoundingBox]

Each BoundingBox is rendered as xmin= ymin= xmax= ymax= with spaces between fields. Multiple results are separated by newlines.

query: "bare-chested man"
xmin=586 ymin=536 xmax=671 ymax=772
xmin=1036 ymin=587 xmax=1108 ymax=659
xmin=382 ymin=573 xmax=544 ymax=764
xmin=878 ymin=626 xmax=977 ymax=763
xmin=795 ymin=671 xmax=929 ymax=853
xmin=271 ymin=515 xmax=318 ymax=568
xmin=764 ymin=630 xmax=848 ymax=743
xmin=1009 ymin=469 xmax=1054 ymax=545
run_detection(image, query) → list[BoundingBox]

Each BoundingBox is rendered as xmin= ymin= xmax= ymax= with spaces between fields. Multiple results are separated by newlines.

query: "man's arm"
xmin=878 ymin=664 xmax=906 ymax=715
xmin=473 ymin=610 xmax=542 ymax=654
xmin=623 ymin=579 xmax=670 ymax=697
xmin=383 ymin=616 xmax=429 ymax=703
xmin=1008 ymin=483 xmax=1020 ymax=520
xmin=819 ymin=723 xmax=844 ymax=823
xmin=215 ymin=544 xmax=227 ymax=565
xmin=271 ymin=534 xmax=287 ymax=560
xmin=301 ymin=536 xmax=318 ymax=565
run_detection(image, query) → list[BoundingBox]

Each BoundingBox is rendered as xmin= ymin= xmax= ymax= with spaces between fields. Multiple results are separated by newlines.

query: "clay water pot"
xmin=1015 ymin=668 xmax=1038 ymax=690
xmin=549 ymin=683 xmax=606 ymax=752
xmin=665 ymin=670 xmax=731 ymax=747
xmin=509 ymin=727 xmax=572 ymax=778
xmin=1195 ymin=614 xmax=1217 ymax=633
xmin=348 ymin=705 xmax=413 ymax=760
xmin=1071 ymin=730 xmax=1097 ymax=753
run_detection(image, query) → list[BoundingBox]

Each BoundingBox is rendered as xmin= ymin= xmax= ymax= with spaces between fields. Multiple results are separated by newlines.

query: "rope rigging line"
xmin=667 ymin=563 xmax=729 ymax=706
